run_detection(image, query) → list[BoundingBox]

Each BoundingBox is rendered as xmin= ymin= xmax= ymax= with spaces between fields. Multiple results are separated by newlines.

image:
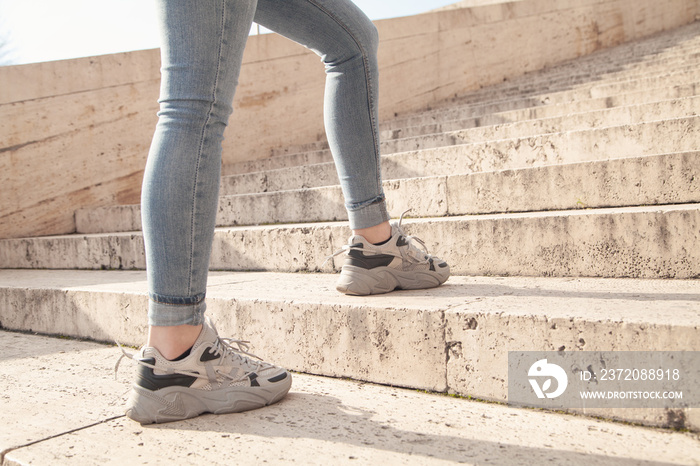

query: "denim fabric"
xmin=143 ymin=0 xmax=390 ymax=326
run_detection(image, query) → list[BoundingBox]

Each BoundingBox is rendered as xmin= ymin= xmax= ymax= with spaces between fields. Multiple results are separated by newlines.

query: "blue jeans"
xmin=142 ymin=0 xmax=390 ymax=326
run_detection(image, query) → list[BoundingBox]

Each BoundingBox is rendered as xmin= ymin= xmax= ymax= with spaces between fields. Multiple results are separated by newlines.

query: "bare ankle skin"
xmin=147 ymin=324 xmax=203 ymax=360
xmin=353 ymin=221 xmax=391 ymax=244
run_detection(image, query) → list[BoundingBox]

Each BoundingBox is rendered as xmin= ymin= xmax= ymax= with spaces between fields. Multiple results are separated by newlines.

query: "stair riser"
xmin=418 ymin=207 xmax=700 ymax=279
xmin=383 ymin=68 xmax=700 ymax=131
xmin=448 ymin=152 xmax=700 ymax=215
xmin=76 ymin=152 xmax=699 ymax=233
xmin=9 ymin=206 xmax=700 ymax=279
xmin=226 ymin=84 xmax=699 ymax=176
xmin=221 ymin=117 xmax=700 ymax=195
xmin=445 ymin=306 xmax=700 ymax=430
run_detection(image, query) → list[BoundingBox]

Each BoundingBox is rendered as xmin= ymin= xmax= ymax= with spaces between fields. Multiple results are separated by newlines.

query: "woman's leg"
xmin=254 ymin=0 xmax=390 ymax=232
xmin=142 ymin=0 xmax=257 ymax=339
xmin=255 ymin=0 xmax=449 ymax=295
xmin=127 ymin=0 xmax=292 ymax=424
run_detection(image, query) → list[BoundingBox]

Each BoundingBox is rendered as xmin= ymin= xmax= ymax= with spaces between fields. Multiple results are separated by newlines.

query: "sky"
xmin=0 ymin=0 xmax=460 ymax=66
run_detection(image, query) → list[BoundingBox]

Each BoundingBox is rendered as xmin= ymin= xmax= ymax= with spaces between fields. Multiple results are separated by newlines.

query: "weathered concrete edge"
xmin=216 ymin=115 xmax=700 ymax=196
xmin=0 ymin=415 xmax=125 ymax=466
xmin=0 ymin=270 xmax=698 ymax=430
xmin=12 ymin=204 xmax=700 ymax=280
xmin=75 ymin=151 xmax=700 ymax=234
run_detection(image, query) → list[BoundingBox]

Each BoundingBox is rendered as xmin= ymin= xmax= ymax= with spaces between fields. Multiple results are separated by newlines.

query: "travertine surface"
xmin=2 ymin=331 xmax=699 ymax=465
xmin=5 ymin=205 xmax=700 ymax=279
xmin=2 ymin=0 xmax=698 ymax=239
xmin=0 ymin=270 xmax=698 ymax=430
xmin=73 ymin=150 xmax=700 ymax=233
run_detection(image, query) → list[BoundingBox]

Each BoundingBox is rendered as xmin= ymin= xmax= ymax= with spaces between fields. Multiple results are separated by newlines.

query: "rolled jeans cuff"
xmin=347 ymin=196 xmax=390 ymax=230
xmin=147 ymin=292 xmax=206 ymax=327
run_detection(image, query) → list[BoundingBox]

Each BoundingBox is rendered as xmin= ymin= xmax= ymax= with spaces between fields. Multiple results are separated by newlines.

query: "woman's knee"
xmin=359 ymin=19 xmax=379 ymax=56
xmin=157 ymin=97 xmax=233 ymax=132
xmin=323 ymin=17 xmax=378 ymax=70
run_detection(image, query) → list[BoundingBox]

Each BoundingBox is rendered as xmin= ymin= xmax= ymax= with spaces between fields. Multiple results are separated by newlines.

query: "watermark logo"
xmin=528 ymin=358 xmax=568 ymax=399
xmin=509 ymin=352 xmax=698 ymax=409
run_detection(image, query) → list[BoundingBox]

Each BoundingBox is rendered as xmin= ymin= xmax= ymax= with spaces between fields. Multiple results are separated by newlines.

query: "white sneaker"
xmin=332 ymin=213 xmax=450 ymax=295
xmin=118 ymin=317 xmax=292 ymax=424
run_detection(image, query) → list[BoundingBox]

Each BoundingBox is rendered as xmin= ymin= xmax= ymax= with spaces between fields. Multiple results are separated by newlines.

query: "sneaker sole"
xmin=125 ymin=373 xmax=292 ymax=424
xmin=336 ymin=264 xmax=450 ymax=296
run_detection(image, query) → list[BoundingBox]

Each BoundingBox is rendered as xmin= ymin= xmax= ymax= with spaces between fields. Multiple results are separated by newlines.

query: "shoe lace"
xmin=209 ymin=337 xmax=273 ymax=379
xmin=114 ymin=337 xmax=270 ymax=384
xmin=322 ymin=209 xmax=431 ymax=266
xmin=393 ymin=210 xmax=431 ymax=262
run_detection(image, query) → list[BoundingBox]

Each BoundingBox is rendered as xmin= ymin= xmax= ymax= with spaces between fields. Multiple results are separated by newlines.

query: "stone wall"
xmin=1 ymin=0 xmax=698 ymax=239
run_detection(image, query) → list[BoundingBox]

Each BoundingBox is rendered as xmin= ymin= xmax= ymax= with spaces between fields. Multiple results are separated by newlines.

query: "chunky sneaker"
xmin=332 ymin=212 xmax=450 ymax=295
xmin=116 ymin=317 xmax=292 ymax=424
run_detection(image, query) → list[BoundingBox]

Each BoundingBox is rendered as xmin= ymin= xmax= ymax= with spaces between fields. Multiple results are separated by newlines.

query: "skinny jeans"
xmin=143 ymin=0 xmax=390 ymax=326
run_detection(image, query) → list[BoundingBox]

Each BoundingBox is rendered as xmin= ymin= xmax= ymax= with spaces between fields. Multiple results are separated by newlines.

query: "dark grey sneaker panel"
xmin=135 ymin=358 xmax=197 ymax=391
xmin=396 ymin=235 xmax=409 ymax=247
xmin=268 ymin=372 xmax=289 ymax=383
xmin=199 ymin=346 xmax=220 ymax=362
xmin=346 ymin=248 xmax=395 ymax=269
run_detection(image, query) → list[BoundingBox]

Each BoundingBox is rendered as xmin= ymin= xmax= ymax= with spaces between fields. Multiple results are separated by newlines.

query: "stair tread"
xmin=3 ymin=331 xmax=698 ymax=465
xmin=2 ymin=268 xmax=698 ymax=326
xmin=1 ymin=268 xmax=697 ymax=431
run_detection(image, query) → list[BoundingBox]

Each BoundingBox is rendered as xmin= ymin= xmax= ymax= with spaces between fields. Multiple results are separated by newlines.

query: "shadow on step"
xmin=144 ymin=390 xmax=677 ymax=465
xmin=391 ymin=280 xmax=700 ymax=303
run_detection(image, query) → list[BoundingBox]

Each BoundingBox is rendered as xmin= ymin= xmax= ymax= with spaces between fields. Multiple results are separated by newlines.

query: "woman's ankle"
xmin=353 ymin=221 xmax=391 ymax=244
xmin=147 ymin=324 xmax=203 ymax=360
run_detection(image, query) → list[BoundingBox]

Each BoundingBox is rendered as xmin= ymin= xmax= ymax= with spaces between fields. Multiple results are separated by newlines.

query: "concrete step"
xmin=423 ymin=23 xmax=700 ymax=109
xmin=381 ymin=67 xmax=700 ymax=133
xmin=76 ymin=152 xmax=700 ymax=234
xmin=225 ymin=83 xmax=700 ymax=175
xmin=3 ymin=333 xmax=699 ymax=463
xmin=218 ymin=116 xmax=699 ymax=196
xmin=1 ymin=271 xmax=698 ymax=432
xmin=448 ymin=51 xmax=700 ymax=100
xmin=224 ymin=24 xmax=700 ymax=175
xmin=385 ymin=85 xmax=700 ymax=144
xmin=399 ymin=42 xmax=700 ymax=107
xmin=439 ymin=58 xmax=700 ymax=115
xmin=245 ymin=91 xmax=700 ymax=174
xmin=8 ymin=204 xmax=700 ymax=279
xmin=378 ymin=96 xmax=700 ymax=162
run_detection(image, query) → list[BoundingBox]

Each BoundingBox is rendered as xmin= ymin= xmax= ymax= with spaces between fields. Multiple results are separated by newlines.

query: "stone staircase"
xmin=1 ymin=20 xmax=699 ymax=434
